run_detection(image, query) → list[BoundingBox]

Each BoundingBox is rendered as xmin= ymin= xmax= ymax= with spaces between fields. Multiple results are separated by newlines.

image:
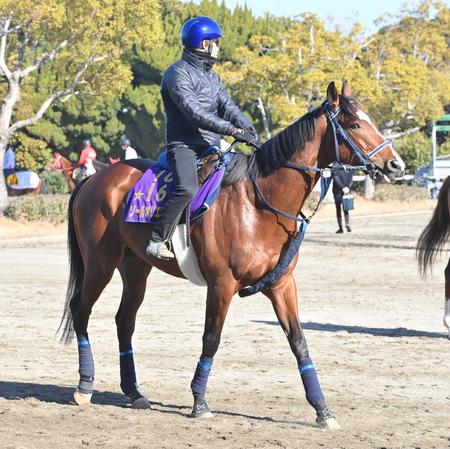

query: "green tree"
xmin=0 ymin=0 xmax=162 ymax=212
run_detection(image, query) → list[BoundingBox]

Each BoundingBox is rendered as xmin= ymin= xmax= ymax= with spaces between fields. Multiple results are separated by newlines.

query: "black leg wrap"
xmin=125 ymin=385 xmax=145 ymax=403
xmin=78 ymin=377 xmax=94 ymax=394
xmin=191 ymin=394 xmax=213 ymax=418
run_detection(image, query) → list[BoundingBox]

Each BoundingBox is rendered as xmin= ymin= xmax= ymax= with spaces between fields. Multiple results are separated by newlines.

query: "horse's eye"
xmin=350 ymin=123 xmax=360 ymax=129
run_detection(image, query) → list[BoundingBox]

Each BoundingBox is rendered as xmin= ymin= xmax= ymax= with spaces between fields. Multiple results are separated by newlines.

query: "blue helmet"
xmin=181 ymin=16 xmax=222 ymax=49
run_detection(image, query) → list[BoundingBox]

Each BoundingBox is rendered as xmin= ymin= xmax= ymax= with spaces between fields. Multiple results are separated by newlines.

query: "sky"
xmin=220 ymin=0 xmax=450 ymax=33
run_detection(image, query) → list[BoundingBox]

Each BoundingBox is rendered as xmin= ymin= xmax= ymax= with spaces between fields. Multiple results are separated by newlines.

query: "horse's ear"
xmin=326 ymin=82 xmax=339 ymax=109
xmin=341 ymin=80 xmax=352 ymax=97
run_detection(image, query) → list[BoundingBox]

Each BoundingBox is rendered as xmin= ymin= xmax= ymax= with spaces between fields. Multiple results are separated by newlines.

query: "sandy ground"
xmin=0 ymin=210 xmax=449 ymax=449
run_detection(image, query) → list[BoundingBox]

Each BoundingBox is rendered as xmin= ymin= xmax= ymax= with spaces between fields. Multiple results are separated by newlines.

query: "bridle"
xmin=237 ymin=100 xmax=394 ymax=297
xmin=50 ymin=154 xmax=74 ymax=175
xmin=323 ymin=101 xmax=392 ymax=171
xmin=247 ymin=100 xmax=393 ymax=223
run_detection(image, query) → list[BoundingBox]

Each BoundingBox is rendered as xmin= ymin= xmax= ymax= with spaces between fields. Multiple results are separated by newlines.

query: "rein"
xmin=249 ymin=101 xmax=392 ymax=223
xmin=238 ymin=101 xmax=391 ymax=297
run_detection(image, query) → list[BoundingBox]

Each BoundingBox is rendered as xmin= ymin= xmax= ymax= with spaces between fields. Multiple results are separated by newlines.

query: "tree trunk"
xmin=257 ymin=96 xmax=271 ymax=139
xmin=0 ymin=140 xmax=10 ymax=213
xmin=363 ymin=174 xmax=375 ymax=199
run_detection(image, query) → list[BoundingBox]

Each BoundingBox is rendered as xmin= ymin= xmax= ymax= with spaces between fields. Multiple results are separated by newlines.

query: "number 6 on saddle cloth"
xmin=125 ymin=146 xmax=233 ymax=225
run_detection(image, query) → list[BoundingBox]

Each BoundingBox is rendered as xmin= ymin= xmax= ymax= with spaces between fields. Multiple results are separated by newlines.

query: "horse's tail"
xmin=417 ymin=176 xmax=450 ymax=276
xmin=57 ymin=178 xmax=89 ymax=344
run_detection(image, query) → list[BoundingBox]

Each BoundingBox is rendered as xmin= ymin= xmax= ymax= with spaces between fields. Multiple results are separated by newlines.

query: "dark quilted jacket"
xmin=161 ymin=50 xmax=253 ymax=150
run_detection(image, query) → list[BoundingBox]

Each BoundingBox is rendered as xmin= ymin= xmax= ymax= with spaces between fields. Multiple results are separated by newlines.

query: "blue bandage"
xmin=119 ymin=344 xmax=137 ymax=395
xmin=191 ymin=355 xmax=214 ymax=397
xmin=299 ymin=357 xmax=324 ymax=405
xmin=78 ymin=336 xmax=94 ymax=385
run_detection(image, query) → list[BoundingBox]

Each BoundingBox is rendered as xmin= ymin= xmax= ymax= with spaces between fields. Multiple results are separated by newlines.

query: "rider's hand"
xmin=231 ymin=128 xmax=258 ymax=146
xmin=246 ymin=126 xmax=259 ymax=143
xmin=342 ymin=187 xmax=350 ymax=195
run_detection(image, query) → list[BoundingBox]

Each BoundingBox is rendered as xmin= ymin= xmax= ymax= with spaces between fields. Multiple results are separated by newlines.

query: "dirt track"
xmin=1 ymin=211 xmax=449 ymax=449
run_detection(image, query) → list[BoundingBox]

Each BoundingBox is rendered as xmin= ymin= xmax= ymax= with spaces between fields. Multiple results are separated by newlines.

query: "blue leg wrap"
xmin=78 ymin=336 xmax=94 ymax=393
xmin=119 ymin=344 xmax=138 ymax=396
xmin=299 ymin=357 xmax=324 ymax=406
xmin=190 ymin=355 xmax=213 ymax=397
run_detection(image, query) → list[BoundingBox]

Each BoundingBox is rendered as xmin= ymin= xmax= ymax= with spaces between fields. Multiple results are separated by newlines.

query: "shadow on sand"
xmin=251 ymin=320 xmax=447 ymax=339
xmin=0 ymin=381 xmax=317 ymax=427
xmin=0 ymin=381 xmax=128 ymax=407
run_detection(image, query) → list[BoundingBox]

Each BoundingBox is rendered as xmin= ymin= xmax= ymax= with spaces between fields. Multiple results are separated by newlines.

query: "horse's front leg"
xmin=264 ymin=273 xmax=340 ymax=429
xmin=190 ymin=281 xmax=234 ymax=418
xmin=444 ymin=259 xmax=450 ymax=338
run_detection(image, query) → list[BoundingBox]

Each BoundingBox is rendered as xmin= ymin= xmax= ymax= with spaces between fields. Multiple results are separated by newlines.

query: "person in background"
xmin=120 ymin=137 xmax=139 ymax=160
xmin=332 ymin=168 xmax=353 ymax=234
xmin=77 ymin=139 xmax=97 ymax=176
xmin=3 ymin=146 xmax=16 ymax=178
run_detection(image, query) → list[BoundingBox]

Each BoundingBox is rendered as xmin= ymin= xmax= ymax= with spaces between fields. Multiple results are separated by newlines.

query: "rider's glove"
xmin=231 ymin=128 xmax=258 ymax=146
xmin=246 ymin=126 xmax=259 ymax=143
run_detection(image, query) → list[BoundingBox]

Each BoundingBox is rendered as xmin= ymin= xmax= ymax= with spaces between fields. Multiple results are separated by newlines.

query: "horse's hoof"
xmin=191 ymin=397 xmax=214 ymax=419
xmin=192 ymin=409 xmax=214 ymax=419
xmin=317 ymin=416 xmax=341 ymax=430
xmin=131 ymin=397 xmax=153 ymax=409
xmin=74 ymin=388 xmax=92 ymax=406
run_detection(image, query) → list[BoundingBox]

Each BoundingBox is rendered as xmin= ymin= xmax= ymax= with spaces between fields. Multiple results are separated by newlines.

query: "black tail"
xmin=57 ymin=179 xmax=89 ymax=344
xmin=417 ymin=176 xmax=450 ymax=276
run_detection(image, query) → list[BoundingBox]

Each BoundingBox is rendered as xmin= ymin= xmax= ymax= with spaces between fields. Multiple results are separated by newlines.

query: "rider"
xmin=119 ymin=137 xmax=139 ymax=160
xmin=146 ymin=16 xmax=259 ymax=259
xmin=77 ymin=139 xmax=97 ymax=176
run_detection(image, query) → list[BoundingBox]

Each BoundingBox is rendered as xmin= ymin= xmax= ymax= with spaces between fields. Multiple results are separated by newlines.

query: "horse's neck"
xmin=258 ymin=139 xmax=324 ymax=220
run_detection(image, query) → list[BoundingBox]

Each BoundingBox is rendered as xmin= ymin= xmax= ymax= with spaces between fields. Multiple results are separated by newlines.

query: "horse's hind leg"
xmin=264 ymin=273 xmax=340 ymax=430
xmin=71 ymin=256 xmax=118 ymax=405
xmin=116 ymin=251 xmax=152 ymax=408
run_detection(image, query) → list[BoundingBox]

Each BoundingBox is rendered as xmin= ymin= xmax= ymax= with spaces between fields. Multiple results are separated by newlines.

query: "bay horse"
xmin=49 ymin=152 xmax=113 ymax=191
xmin=6 ymin=171 xmax=42 ymax=196
xmin=416 ymin=175 xmax=450 ymax=338
xmin=58 ymin=82 xmax=405 ymax=429
xmin=49 ymin=153 xmax=77 ymax=191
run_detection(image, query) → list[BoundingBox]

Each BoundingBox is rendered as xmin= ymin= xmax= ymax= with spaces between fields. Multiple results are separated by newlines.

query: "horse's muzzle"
xmin=382 ymin=158 xmax=405 ymax=182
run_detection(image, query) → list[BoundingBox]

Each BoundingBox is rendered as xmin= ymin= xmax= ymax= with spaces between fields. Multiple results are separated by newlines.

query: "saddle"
xmin=157 ymin=146 xmax=220 ymax=184
xmin=125 ymin=146 xmax=234 ymax=224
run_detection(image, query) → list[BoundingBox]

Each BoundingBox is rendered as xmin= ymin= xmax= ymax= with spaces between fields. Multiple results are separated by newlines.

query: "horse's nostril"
xmin=387 ymin=160 xmax=401 ymax=171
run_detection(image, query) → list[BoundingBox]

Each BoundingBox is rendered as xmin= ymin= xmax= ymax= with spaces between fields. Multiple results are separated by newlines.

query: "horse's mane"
xmin=222 ymin=96 xmax=359 ymax=186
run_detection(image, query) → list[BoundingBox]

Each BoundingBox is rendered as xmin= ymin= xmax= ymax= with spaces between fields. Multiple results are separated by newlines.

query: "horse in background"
xmin=49 ymin=153 xmax=117 ymax=192
xmin=58 ymin=81 xmax=405 ymax=429
xmin=5 ymin=170 xmax=42 ymax=196
xmin=416 ymin=175 xmax=450 ymax=338
xmin=49 ymin=153 xmax=76 ymax=191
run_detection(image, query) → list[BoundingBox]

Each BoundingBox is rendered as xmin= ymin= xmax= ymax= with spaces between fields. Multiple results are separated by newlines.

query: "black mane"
xmin=222 ymin=96 xmax=359 ymax=185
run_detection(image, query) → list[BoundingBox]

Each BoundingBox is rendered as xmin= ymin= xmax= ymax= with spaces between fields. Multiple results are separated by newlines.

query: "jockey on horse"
xmin=146 ymin=16 xmax=259 ymax=260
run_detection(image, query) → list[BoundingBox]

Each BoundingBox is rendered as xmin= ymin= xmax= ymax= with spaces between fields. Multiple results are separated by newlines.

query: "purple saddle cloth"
xmin=125 ymin=163 xmax=225 ymax=223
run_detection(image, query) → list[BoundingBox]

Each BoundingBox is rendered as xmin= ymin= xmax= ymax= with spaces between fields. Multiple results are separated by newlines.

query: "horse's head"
xmin=325 ymin=81 xmax=405 ymax=181
xmin=49 ymin=153 xmax=62 ymax=170
xmin=49 ymin=152 xmax=74 ymax=173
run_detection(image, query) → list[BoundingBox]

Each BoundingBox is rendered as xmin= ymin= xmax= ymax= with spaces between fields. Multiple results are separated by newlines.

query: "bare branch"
xmin=0 ymin=22 xmax=23 ymax=37
xmin=6 ymin=92 xmax=58 ymax=137
xmin=383 ymin=126 xmax=421 ymax=140
xmin=6 ymin=53 xmax=108 ymax=136
xmin=18 ymin=36 xmax=73 ymax=79
xmin=0 ymin=18 xmax=12 ymax=81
